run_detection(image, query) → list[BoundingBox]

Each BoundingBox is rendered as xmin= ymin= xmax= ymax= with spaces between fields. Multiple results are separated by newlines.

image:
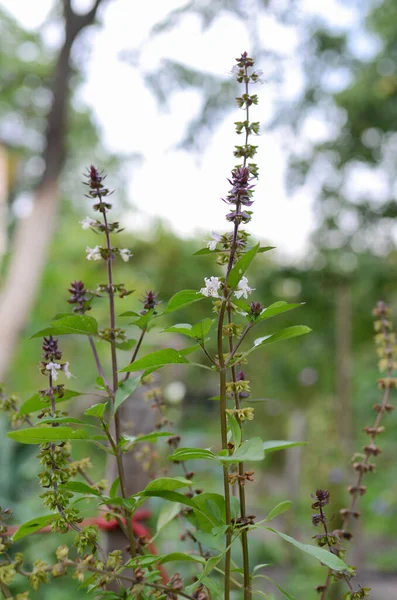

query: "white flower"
xmin=86 ymin=246 xmax=102 ymax=261
xmin=234 ymin=276 xmax=255 ymax=299
xmin=199 ymin=276 xmax=222 ymax=298
xmin=206 ymin=232 xmax=222 ymax=251
xmin=46 ymin=362 xmax=61 ymax=381
xmin=80 ymin=217 xmax=97 ymax=230
xmin=119 ymin=248 xmax=132 ymax=262
xmin=253 ymin=69 xmax=265 ymax=83
xmin=62 ymin=362 xmax=74 ymax=379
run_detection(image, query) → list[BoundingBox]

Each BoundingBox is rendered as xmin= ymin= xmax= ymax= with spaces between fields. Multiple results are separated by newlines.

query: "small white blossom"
xmin=46 ymin=362 xmax=61 ymax=381
xmin=253 ymin=69 xmax=265 ymax=83
xmin=62 ymin=362 xmax=74 ymax=379
xmin=86 ymin=246 xmax=102 ymax=261
xmin=234 ymin=276 xmax=255 ymax=299
xmin=119 ymin=248 xmax=132 ymax=262
xmin=206 ymin=232 xmax=222 ymax=251
xmin=199 ymin=276 xmax=222 ymax=298
xmin=80 ymin=217 xmax=97 ymax=230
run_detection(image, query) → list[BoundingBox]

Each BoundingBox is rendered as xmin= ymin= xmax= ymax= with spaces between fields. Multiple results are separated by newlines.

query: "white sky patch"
xmin=0 ymin=0 xmax=374 ymax=259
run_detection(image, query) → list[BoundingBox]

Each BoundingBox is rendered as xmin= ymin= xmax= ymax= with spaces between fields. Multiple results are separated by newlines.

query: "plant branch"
xmin=121 ymin=326 xmax=147 ymax=383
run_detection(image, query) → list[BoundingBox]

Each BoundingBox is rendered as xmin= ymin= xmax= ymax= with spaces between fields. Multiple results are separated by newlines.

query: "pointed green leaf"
xmin=266 ymin=528 xmax=348 ymax=571
xmin=84 ymin=403 xmax=108 ymax=419
xmin=19 ymin=389 xmax=81 ymax=415
xmin=157 ymin=552 xmax=205 ymax=565
xmin=109 ymin=477 xmax=120 ymax=498
xmin=253 ymin=575 xmax=297 ymax=600
xmin=33 ymin=416 xmax=84 ymax=425
xmin=114 ymin=338 xmax=137 ymax=351
xmin=31 ymin=315 xmax=98 ymax=338
xmin=263 ymin=440 xmax=307 ymax=454
xmin=191 ymin=318 xmax=214 ymax=340
xmin=113 ymin=376 xmax=141 ymax=413
xmin=169 ymin=447 xmax=217 ymax=462
xmin=253 ymin=326 xmax=311 ymax=349
xmin=8 ymin=426 xmax=88 ymax=444
xmin=162 ymin=323 xmax=195 ymax=338
xmin=219 ymin=437 xmax=265 ymax=463
xmin=123 ymin=431 xmax=174 ymax=444
xmin=227 ymin=412 xmax=241 ymax=448
xmin=258 ymin=301 xmax=303 ymax=322
xmin=12 ymin=514 xmax=56 ymax=541
xmin=164 ymin=290 xmax=204 ymax=313
xmin=265 ymin=501 xmax=293 ymax=522
xmin=143 ymin=477 xmax=192 ymax=493
xmin=156 ymin=502 xmax=181 ymax=535
xmin=120 ymin=349 xmax=189 ymax=373
xmin=61 ymin=481 xmax=101 ymax=496
xmin=228 ymin=243 xmax=260 ymax=288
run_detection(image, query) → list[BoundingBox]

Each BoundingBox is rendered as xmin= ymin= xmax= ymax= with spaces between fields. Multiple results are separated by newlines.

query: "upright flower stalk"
xmin=315 ymin=301 xmax=396 ymax=600
xmin=83 ymin=166 xmax=137 ymax=558
xmin=213 ymin=52 xmax=261 ymax=600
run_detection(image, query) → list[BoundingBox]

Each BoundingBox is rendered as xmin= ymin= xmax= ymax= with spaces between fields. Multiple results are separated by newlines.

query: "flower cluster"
xmin=68 ymin=280 xmax=91 ymax=314
xmin=199 ymin=275 xmax=254 ymax=299
xmin=40 ymin=336 xmax=73 ymax=382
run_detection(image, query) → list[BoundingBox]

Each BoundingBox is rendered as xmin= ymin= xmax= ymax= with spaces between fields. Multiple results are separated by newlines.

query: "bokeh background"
xmin=1 ymin=0 xmax=397 ymax=598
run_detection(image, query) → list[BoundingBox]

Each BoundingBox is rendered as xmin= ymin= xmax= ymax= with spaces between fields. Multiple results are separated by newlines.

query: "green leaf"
xmin=156 ymin=502 xmax=181 ymax=535
xmin=84 ymin=403 xmax=108 ymax=419
xmin=119 ymin=311 xmax=140 ymax=317
xmin=252 ymin=326 xmax=311 ymax=350
xmin=227 ymin=412 xmax=241 ymax=448
xmin=168 ymin=448 xmax=217 ymax=462
xmin=157 ymin=552 xmax=205 ymax=565
xmin=109 ymin=477 xmax=120 ymax=498
xmin=228 ymin=243 xmax=260 ymax=288
xmin=128 ymin=310 xmax=156 ymax=330
xmin=265 ymin=501 xmax=293 ymax=522
xmin=12 ymin=514 xmax=56 ymax=541
xmin=114 ymin=338 xmax=137 ymax=351
xmin=162 ymin=323 xmax=195 ymax=338
xmin=143 ymin=477 xmax=192 ymax=493
xmin=113 ymin=376 xmax=141 ymax=413
xmin=253 ymin=575 xmax=297 ymax=600
xmin=119 ymin=349 xmax=189 ymax=373
xmin=191 ymin=318 xmax=214 ymax=340
xmin=19 ymin=389 xmax=81 ymax=415
xmin=61 ymin=481 xmax=101 ymax=496
xmin=263 ymin=440 xmax=307 ymax=454
xmin=258 ymin=301 xmax=303 ymax=322
xmin=193 ymin=247 xmax=218 ymax=255
xmin=164 ymin=290 xmax=204 ymax=313
xmin=219 ymin=437 xmax=265 ymax=463
xmin=7 ymin=427 xmax=88 ymax=444
xmin=258 ymin=246 xmax=275 ymax=253
xmin=266 ymin=528 xmax=348 ymax=571
xmin=123 ymin=431 xmax=174 ymax=445
xmin=31 ymin=315 xmax=98 ymax=338
xmin=34 ymin=417 xmax=84 ymax=425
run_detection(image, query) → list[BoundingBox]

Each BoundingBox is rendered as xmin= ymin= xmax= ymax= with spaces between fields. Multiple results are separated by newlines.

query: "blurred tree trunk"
xmin=104 ymin=392 xmax=154 ymax=559
xmin=0 ymin=144 xmax=8 ymax=263
xmin=0 ymin=0 xmax=106 ymax=380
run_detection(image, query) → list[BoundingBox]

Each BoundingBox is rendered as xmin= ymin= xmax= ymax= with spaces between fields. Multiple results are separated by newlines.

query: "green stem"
xmin=100 ymin=205 xmax=137 ymax=560
xmin=217 ymin=300 xmax=232 ymax=600
xmin=227 ymin=305 xmax=251 ymax=600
